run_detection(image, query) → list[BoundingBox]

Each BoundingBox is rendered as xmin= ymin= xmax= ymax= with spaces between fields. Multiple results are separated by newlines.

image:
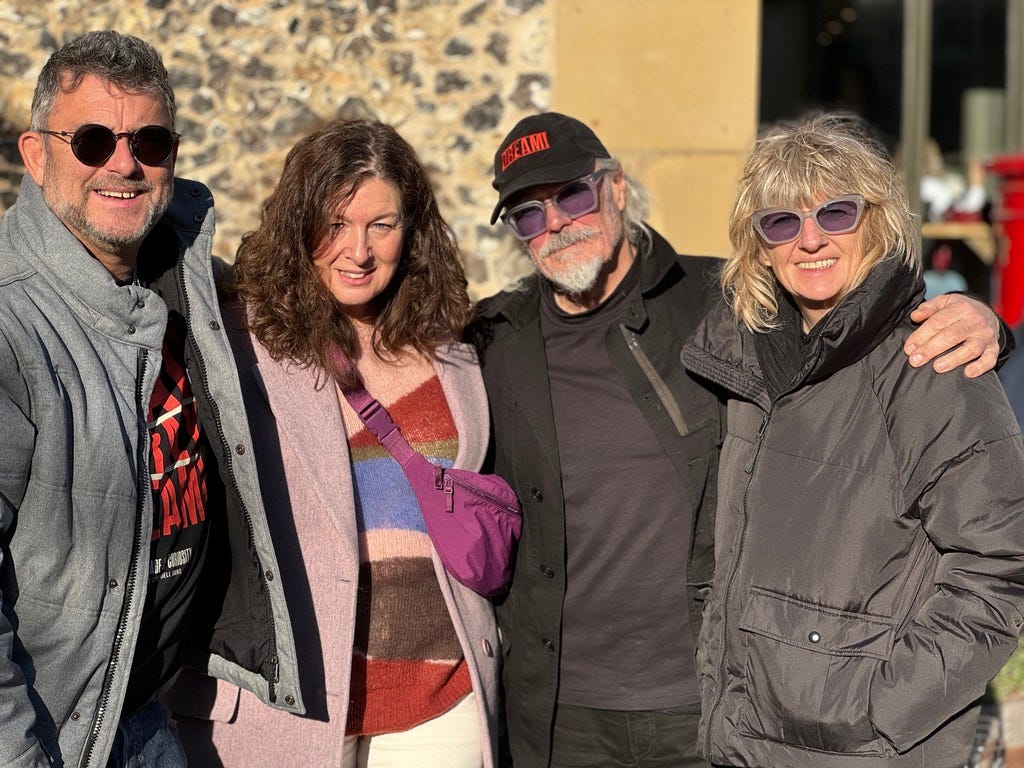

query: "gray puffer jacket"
xmin=681 ymin=259 xmax=1024 ymax=768
xmin=0 ymin=177 xmax=303 ymax=768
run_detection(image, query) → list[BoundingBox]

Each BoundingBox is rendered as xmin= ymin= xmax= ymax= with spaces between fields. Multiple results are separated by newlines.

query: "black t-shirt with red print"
xmin=123 ymin=311 xmax=210 ymax=716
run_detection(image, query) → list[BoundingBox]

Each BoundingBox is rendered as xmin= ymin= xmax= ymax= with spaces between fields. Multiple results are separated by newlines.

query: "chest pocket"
xmin=737 ymin=586 xmax=897 ymax=756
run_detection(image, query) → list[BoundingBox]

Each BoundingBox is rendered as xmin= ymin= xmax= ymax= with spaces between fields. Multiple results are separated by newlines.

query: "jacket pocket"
xmin=165 ymin=669 xmax=242 ymax=723
xmin=738 ymin=587 xmax=897 ymax=755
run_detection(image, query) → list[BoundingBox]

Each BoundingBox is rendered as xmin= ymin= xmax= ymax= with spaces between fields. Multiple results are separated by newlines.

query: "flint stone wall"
xmin=0 ymin=0 xmax=549 ymax=297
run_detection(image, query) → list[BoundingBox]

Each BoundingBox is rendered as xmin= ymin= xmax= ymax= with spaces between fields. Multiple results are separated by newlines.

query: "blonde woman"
xmin=682 ymin=113 xmax=1024 ymax=768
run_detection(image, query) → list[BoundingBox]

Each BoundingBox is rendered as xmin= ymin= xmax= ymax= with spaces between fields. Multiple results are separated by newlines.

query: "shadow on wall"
xmin=1 ymin=117 xmax=24 ymax=211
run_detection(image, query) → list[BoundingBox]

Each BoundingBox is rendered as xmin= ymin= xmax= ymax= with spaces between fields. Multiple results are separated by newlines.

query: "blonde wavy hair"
xmin=722 ymin=112 xmax=920 ymax=332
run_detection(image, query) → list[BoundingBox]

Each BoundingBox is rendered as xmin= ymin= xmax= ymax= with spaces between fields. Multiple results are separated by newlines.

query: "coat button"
xmin=531 ymin=487 xmax=543 ymax=501
xmin=235 ymin=444 xmax=246 ymax=455
xmin=285 ymin=695 xmax=295 ymax=706
xmin=808 ymin=631 xmax=821 ymax=643
xmin=482 ymin=639 xmax=493 ymax=657
xmin=540 ymin=565 xmax=554 ymax=578
xmin=127 ymin=324 xmax=136 ymax=334
xmin=209 ymin=320 xmax=221 ymax=331
xmin=70 ymin=711 xmax=80 ymax=721
xmin=542 ymin=638 xmax=555 ymax=652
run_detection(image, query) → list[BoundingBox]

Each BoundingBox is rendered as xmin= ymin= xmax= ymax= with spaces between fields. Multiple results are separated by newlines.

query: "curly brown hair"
xmin=233 ymin=119 xmax=472 ymax=385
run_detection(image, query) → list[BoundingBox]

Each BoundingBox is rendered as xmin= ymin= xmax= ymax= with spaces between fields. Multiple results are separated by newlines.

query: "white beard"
xmin=537 ymin=226 xmax=605 ymax=297
xmin=547 ymin=253 xmax=606 ymax=297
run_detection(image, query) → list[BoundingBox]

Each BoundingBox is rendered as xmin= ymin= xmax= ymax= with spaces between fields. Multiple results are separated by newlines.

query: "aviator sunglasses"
xmin=751 ymin=194 xmax=866 ymax=245
xmin=501 ymin=169 xmax=607 ymax=241
xmin=38 ymin=123 xmax=180 ymax=167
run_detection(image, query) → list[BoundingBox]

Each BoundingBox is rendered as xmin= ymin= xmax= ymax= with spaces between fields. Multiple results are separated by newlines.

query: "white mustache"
xmin=538 ymin=226 xmax=599 ymax=259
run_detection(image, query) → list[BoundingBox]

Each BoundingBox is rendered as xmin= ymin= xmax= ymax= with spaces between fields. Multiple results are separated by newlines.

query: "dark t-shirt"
xmin=539 ymin=261 xmax=699 ymax=711
xmin=123 ymin=312 xmax=210 ymax=715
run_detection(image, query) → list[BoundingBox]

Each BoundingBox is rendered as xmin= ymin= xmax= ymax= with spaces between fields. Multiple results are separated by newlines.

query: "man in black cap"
xmin=470 ymin=111 xmax=1007 ymax=768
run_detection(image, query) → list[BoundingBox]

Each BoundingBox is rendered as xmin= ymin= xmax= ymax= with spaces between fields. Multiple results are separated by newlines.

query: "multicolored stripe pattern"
xmin=343 ymin=369 xmax=471 ymax=736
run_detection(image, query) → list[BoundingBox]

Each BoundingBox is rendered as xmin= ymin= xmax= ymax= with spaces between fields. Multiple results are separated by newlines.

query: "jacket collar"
xmin=6 ymin=174 xmax=215 ymax=350
xmin=772 ymin=257 xmax=924 ymax=388
xmin=683 ymin=257 xmax=923 ymax=407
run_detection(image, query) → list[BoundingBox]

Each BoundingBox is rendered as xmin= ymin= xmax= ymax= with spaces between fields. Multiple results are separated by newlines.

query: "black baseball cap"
xmin=490 ymin=112 xmax=611 ymax=224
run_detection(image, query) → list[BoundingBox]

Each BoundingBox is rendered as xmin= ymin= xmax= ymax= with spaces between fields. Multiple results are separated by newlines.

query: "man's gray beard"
xmin=44 ymin=167 xmax=172 ymax=256
xmin=538 ymin=227 xmax=605 ymax=297
xmin=547 ymin=254 xmax=605 ymax=297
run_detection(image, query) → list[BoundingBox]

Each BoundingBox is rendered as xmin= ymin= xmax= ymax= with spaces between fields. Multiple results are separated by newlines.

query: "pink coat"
xmin=166 ymin=328 xmax=501 ymax=767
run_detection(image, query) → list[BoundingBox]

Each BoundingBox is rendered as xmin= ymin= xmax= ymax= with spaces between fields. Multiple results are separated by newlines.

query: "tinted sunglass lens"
xmin=816 ymin=200 xmax=859 ymax=232
xmin=510 ymin=206 xmax=546 ymax=239
xmin=132 ymin=126 xmax=176 ymax=165
xmin=71 ymin=125 xmax=117 ymax=166
xmin=554 ymin=182 xmax=597 ymax=217
xmin=759 ymin=212 xmax=802 ymax=243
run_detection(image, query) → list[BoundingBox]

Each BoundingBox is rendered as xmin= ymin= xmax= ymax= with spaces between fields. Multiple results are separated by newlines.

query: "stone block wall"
xmin=0 ymin=0 xmax=549 ymax=297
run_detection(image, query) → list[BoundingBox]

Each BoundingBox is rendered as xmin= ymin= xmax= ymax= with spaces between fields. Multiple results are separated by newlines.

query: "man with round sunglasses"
xmin=469 ymin=111 xmax=1011 ymax=768
xmin=0 ymin=31 xmax=303 ymax=768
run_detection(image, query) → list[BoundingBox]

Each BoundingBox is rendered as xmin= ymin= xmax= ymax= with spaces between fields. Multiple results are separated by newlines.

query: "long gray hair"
xmin=596 ymin=156 xmax=653 ymax=255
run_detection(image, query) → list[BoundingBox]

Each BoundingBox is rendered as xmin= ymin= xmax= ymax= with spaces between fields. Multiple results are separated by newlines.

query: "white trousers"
xmin=341 ymin=694 xmax=482 ymax=768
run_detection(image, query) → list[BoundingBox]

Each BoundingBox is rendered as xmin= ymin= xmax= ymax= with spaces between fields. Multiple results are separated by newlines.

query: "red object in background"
xmin=986 ymin=154 xmax=1024 ymax=327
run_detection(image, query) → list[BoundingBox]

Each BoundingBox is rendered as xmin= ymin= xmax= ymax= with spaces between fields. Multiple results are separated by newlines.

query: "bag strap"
xmin=329 ymin=346 xmax=418 ymax=467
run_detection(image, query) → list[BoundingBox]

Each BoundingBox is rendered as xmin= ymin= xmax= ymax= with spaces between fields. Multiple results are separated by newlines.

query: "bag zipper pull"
xmin=443 ymin=473 xmax=455 ymax=512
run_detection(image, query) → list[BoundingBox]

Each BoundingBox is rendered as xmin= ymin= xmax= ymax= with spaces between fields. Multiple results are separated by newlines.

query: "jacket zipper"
xmin=436 ymin=467 xmax=522 ymax=516
xmin=704 ymin=405 xmax=772 ymax=761
xmin=744 ymin=412 xmax=770 ymax=474
xmin=79 ymin=349 xmax=151 ymax=768
xmin=175 ymin=265 xmax=280 ymax=700
xmin=621 ymin=326 xmax=690 ymax=436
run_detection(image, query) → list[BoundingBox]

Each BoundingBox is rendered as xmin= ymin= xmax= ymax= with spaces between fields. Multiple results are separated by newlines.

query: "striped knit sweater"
xmin=340 ymin=348 xmax=472 ymax=736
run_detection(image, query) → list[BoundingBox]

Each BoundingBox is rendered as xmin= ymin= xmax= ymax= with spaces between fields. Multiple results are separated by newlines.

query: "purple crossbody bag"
xmin=333 ymin=351 xmax=522 ymax=597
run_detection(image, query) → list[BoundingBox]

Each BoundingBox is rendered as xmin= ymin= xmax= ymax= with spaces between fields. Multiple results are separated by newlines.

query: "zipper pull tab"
xmin=744 ymin=412 xmax=770 ymax=474
xmin=443 ymin=473 xmax=455 ymax=513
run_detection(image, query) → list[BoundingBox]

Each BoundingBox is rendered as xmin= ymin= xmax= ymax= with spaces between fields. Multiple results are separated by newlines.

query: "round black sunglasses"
xmin=38 ymin=124 xmax=179 ymax=167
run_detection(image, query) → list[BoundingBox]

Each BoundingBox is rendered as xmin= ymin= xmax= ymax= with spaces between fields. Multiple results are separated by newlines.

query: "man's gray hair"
xmin=596 ymin=156 xmax=653 ymax=256
xmin=30 ymin=30 xmax=176 ymax=130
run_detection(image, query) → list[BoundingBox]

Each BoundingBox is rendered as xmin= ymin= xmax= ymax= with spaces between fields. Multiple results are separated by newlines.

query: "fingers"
xmin=964 ymin=346 xmax=1001 ymax=378
xmin=904 ymin=294 xmax=1000 ymax=375
xmin=920 ymin=338 xmax=999 ymax=377
xmin=907 ymin=296 xmax=945 ymax=324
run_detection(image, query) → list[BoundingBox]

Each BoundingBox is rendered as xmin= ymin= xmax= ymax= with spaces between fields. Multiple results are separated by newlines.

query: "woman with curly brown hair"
xmin=170 ymin=120 xmax=500 ymax=768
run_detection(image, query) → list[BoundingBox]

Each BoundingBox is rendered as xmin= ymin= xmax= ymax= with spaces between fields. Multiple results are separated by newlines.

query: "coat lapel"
xmin=434 ymin=341 xmax=488 ymax=471
xmin=250 ymin=340 xmax=359 ymax=542
xmin=504 ymin=307 xmax=562 ymax=478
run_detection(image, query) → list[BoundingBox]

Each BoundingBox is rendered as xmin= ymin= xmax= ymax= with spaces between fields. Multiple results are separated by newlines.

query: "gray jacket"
xmin=682 ymin=260 xmax=1024 ymax=767
xmin=0 ymin=177 xmax=303 ymax=768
